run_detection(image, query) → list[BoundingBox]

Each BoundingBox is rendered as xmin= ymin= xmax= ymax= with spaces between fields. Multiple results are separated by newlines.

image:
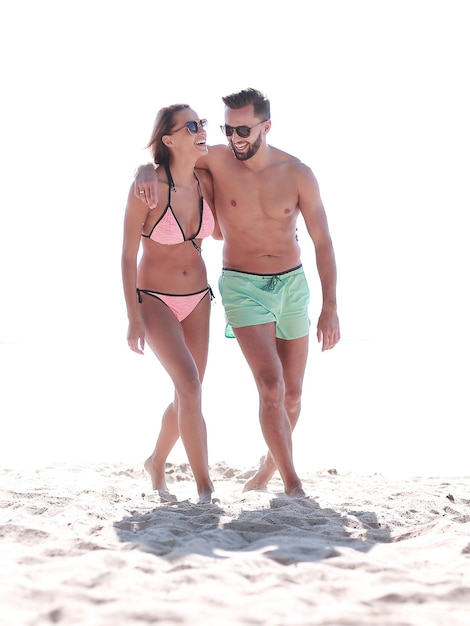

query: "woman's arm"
xmin=121 ymin=185 xmax=149 ymax=353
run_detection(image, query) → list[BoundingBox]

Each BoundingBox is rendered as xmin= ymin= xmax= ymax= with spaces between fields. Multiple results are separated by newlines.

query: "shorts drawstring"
xmin=262 ymin=275 xmax=280 ymax=291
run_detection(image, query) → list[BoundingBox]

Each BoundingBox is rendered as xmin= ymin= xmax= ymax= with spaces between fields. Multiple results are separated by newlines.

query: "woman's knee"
xmin=175 ymin=376 xmax=202 ymax=403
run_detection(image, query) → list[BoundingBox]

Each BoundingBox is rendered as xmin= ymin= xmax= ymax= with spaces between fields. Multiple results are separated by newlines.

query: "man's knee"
xmin=285 ymin=381 xmax=302 ymax=401
xmin=283 ymin=379 xmax=303 ymax=415
xmin=257 ymin=373 xmax=285 ymax=404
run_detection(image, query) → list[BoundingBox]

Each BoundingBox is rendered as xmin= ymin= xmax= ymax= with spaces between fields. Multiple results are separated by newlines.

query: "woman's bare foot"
xmin=197 ymin=481 xmax=215 ymax=505
xmin=158 ymin=489 xmax=178 ymax=503
xmin=243 ymin=454 xmax=277 ymax=492
xmin=144 ymin=456 xmax=177 ymax=502
xmin=285 ymin=484 xmax=307 ymax=498
xmin=197 ymin=489 xmax=213 ymax=505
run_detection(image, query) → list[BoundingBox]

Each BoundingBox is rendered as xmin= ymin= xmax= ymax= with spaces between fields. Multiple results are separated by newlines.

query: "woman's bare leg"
xmin=139 ymin=293 xmax=213 ymax=503
xmin=179 ymin=294 xmax=212 ymax=503
xmin=144 ymin=399 xmax=179 ymax=501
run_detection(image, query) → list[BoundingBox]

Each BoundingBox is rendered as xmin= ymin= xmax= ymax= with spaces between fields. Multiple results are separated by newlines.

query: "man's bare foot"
xmin=243 ymin=454 xmax=277 ymax=492
xmin=144 ymin=456 xmax=177 ymax=502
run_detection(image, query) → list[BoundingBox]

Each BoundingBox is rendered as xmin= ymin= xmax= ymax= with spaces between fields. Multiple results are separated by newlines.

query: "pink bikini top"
xmin=142 ymin=169 xmax=214 ymax=250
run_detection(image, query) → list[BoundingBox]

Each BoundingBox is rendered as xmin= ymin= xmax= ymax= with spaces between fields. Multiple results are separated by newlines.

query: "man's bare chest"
xmin=216 ymin=177 xmax=297 ymax=215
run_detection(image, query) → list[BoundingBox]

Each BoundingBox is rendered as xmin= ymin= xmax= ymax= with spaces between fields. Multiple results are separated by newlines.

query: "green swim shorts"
xmin=218 ymin=264 xmax=311 ymax=340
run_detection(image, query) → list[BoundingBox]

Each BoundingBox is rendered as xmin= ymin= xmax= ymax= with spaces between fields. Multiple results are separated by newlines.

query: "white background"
xmin=1 ymin=1 xmax=469 ymax=476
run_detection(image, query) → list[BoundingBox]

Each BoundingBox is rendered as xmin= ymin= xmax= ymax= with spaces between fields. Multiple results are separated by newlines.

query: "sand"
xmin=1 ymin=461 xmax=469 ymax=625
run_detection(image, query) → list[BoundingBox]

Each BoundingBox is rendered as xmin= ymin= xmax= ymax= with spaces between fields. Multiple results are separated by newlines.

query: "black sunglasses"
xmin=172 ymin=119 xmax=208 ymax=135
xmin=219 ymin=119 xmax=268 ymax=139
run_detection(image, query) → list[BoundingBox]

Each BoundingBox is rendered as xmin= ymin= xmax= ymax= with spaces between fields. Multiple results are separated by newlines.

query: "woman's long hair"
xmin=146 ymin=104 xmax=190 ymax=165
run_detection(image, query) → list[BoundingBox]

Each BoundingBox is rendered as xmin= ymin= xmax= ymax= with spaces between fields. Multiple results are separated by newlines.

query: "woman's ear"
xmin=161 ymin=135 xmax=173 ymax=147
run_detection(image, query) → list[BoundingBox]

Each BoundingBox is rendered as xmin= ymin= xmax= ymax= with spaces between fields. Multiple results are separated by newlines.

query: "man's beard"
xmin=230 ymin=131 xmax=263 ymax=161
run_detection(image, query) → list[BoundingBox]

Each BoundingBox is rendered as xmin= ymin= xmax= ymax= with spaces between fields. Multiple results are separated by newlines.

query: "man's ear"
xmin=263 ymin=120 xmax=272 ymax=134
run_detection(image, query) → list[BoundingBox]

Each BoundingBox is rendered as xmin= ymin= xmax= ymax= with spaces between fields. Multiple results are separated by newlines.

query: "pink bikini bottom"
xmin=137 ymin=286 xmax=213 ymax=322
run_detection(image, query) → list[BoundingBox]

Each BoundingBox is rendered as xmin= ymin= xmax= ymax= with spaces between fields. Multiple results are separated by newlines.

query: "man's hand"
xmin=134 ymin=164 xmax=159 ymax=208
xmin=317 ymin=309 xmax=340 ymax=351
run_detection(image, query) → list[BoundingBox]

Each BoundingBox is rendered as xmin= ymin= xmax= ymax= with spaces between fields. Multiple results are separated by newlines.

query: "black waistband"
xmin=221 ymin=264 xmax=302 ymax=277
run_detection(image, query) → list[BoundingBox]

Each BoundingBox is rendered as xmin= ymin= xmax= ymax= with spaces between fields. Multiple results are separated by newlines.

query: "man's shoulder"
xmin=268 ymin=145 xmax=302 ymax=166
xmin=269 ymin=146 xmax=312 ymax=174
xmin=195 ymin=144 xmax=232 ymax=171
xmin=207 ymin=143 xmax=232 ymax=160
xmin=208 ymin=142 xmax=230 ymax=151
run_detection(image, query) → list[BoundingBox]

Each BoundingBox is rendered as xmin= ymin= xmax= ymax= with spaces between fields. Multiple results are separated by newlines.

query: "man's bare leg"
xmin=243 ymin=335 xmax=309 ymax=492
xmin=234 ymin=325 xmax=306 ymax=497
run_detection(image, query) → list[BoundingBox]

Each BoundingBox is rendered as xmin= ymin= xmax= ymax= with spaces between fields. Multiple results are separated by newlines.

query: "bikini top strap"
xmin=193 ymin=172 xmax=203 ymax=212
xmin=164 ymin=162 xmax=175 ymax=204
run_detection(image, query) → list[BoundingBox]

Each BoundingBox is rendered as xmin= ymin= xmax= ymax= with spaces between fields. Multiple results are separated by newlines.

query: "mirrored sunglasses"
xmin=172 ymin=119 xmax=208 ymax=135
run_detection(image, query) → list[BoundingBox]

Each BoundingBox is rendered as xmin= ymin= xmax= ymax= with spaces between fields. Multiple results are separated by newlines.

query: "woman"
xmin=122 ymin=104 xmax=218 ymax=504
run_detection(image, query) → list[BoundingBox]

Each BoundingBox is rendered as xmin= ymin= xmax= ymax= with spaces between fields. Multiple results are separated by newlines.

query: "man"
xmin=135 ymin=88 xmax=340 ymax=497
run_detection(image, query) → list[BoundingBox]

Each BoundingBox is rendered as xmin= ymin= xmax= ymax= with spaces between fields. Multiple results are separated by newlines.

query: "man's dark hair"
xmin=222 ymin=88 xmax=270 ymax=121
